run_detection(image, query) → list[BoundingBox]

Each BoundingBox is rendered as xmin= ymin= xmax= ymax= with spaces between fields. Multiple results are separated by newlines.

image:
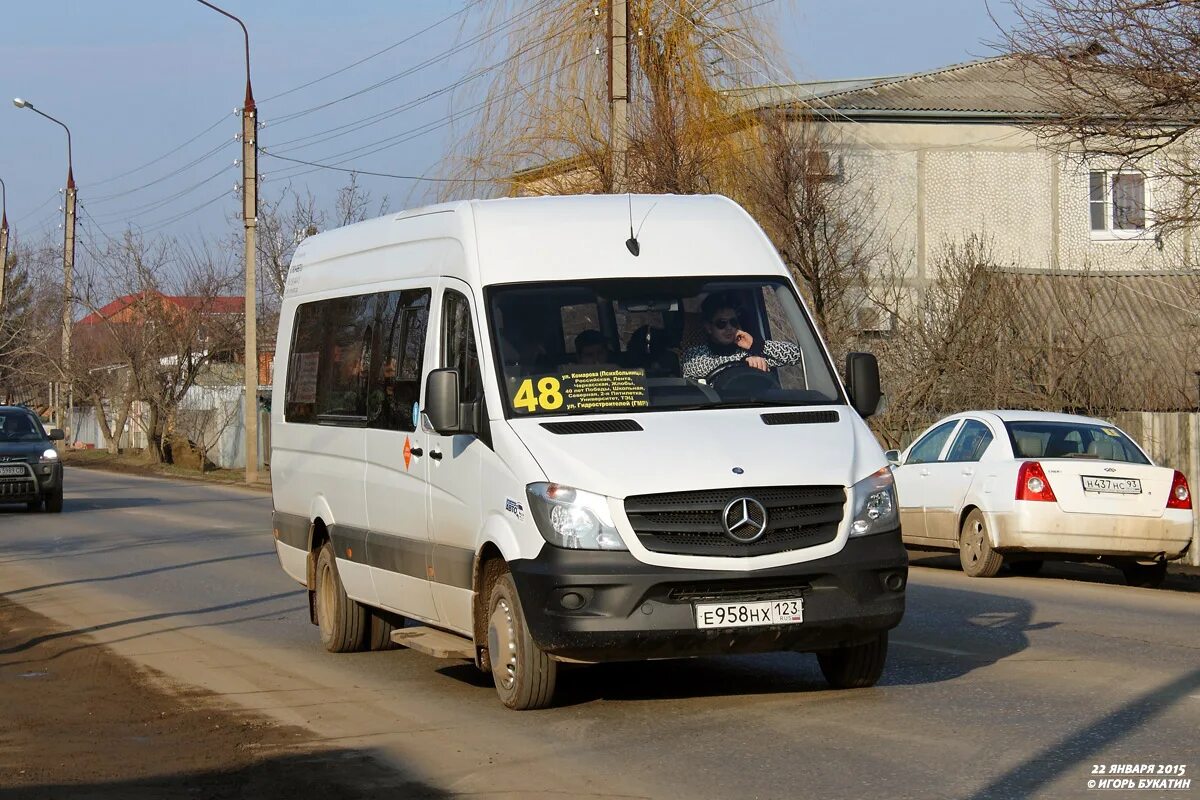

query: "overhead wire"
xmin=265 ymin=0 xmax=558 ymax=129
xmin=263 ymin=21 xmax=576 ymax=157
xmin=81 ymin=112 xmax=232 ymax=190
xmin=259 ymin=0 xmax=487 ymax=104
xmin=262 ymin=51 xmax=593 ymax=183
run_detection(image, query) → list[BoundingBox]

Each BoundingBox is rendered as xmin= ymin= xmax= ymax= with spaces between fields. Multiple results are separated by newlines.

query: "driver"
xmin=681 ymin=293 xmax=802 ymax=381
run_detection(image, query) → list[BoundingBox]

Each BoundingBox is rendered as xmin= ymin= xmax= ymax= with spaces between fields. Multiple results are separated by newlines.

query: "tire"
xmin=44 ymin=486 xmax=63 ymax=514
xmin=487 ymin=571 xmax=557 ymax=710
xmin=959 ymin=509 xmax=1003 ymax=578
xmin=367 ymin=608 xmax=404 ymax=651
xmin=314 ymin=542 xmax=368 ymax=653
xmin=1008 ymin=559 xmax=1043 ymax=576
xmin=1120 ymin=560 xmax=1167 ymax=589
xmin=26 ymin=500 xmax=42 ymax=512
xmin=817 ymin=632 xmax=889 ymax=689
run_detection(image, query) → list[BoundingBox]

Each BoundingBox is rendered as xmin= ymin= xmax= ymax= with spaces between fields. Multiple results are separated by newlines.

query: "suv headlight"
xmin=526 ymin=483 xmax=627 ymax=551
xmin=40 ymin=448 xmax=58 ymax=462
xmin=849 ymin=467 xmax=898 ymax=537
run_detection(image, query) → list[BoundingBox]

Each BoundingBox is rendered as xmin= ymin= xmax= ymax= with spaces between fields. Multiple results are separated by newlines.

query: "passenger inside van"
xmin=574 ymin=329 xmax=613 ymax=366
xmin=681 ymin=292 xmax=803 ymax=381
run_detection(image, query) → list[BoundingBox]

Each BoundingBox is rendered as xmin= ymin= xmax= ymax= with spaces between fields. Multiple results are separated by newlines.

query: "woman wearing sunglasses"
xmin=681 ymin=292 xmax=802 ymax=382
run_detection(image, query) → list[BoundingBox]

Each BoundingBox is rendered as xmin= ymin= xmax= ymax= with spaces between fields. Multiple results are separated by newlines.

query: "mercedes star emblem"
xmin=722 ymin=497 xmax=769 ymax=543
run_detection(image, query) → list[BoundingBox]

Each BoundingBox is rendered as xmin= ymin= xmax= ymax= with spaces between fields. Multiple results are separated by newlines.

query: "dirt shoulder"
xmin=0 ymin=597 xmax=445 ymax=799
xmin=61 ymin=450 xmax=270 ymax=493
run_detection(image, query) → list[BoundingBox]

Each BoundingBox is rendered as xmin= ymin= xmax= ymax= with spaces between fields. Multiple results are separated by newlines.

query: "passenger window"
xmin=285 ymin=294 xmax=375 ymax=425
xmin=906 ymin=421 xmax=958 ymax=465
xmin=442 ymin=290 xmax=483 ymax=405
xmin=367 ymin=288 xmax=431 ymax=431
xmin=945 ymin=420 xmax=994 ymax=463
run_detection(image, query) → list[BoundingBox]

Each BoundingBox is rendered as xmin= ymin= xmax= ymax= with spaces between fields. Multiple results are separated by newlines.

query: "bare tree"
xmin=334 ymin=172 xmax=388 ymax=227
xmin=1002 ymin=0 xmax=1200 ymax=236
xmin=75 ymin=230 xmax=240 ymax=463
xmin=736 ymin=113 xmax=887 ymax=357
xmin=256 ymin=184 xmax=324 ymax=303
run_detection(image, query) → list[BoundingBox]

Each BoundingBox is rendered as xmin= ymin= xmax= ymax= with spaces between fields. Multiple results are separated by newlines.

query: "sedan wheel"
xmin=959 ymin=509 xmax=1003 ymax=578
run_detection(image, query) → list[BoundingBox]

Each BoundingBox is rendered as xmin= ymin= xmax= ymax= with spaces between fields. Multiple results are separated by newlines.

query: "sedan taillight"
xmin=1167 ymin=470 xmax=1191 ymax=510
xmin=1016 ymin=461 xmax=1057 ymax=502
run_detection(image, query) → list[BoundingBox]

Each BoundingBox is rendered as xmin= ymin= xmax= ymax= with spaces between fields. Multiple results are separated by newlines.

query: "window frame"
xmin=942 ymin=418 xmax=995 ymax=463
xmin=904 ymin=420 xmax=961 ymax=466
xmin=1088 ymin=168 xmax=1152 ymax=241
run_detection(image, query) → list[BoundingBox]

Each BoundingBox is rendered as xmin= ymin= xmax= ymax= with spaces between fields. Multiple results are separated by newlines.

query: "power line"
xmin=90 ymin=162 xmax=235 ymax=224
xmin=259 ymin=0 xmax=486 ymax=104
xmin=266 ymin=0 xmax=558 ymax=129
xmin=263 ymin=51 xmax=594 ymax=183
xmin=261 ymin=152 xmax=504 ymax=183
xmin=86 ymin=138 xmax=235 ymax=205
xmin=81 ymin=112 xmax=231 ymax=190
xmin=263 ymin=23 xmax=575 ymax=157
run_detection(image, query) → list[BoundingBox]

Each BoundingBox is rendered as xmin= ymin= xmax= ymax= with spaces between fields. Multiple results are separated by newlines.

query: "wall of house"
xmin=825 ymin=119 xmax=1184 ymax=279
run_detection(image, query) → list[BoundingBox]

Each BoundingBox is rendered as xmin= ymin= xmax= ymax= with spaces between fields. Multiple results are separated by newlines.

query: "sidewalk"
xmin=62 ymin=450 xmax=271 ymax=493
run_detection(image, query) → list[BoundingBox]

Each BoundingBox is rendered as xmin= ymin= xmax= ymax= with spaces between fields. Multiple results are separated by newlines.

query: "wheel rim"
xmin=964 ymin=521 xmax=984 ymax=566
xmin=488 ymin=598 xmax=517 ymax=691
xmin=317 ymin=561 xmax=335 ymax=631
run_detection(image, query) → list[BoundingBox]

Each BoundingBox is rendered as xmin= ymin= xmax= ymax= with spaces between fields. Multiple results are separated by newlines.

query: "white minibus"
xmin=270 ymin=194 xmax=907 ymax=709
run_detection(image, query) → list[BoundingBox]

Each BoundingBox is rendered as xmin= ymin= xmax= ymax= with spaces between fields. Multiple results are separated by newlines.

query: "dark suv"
xmin=0 ymin=406 xmax=64 ymax=513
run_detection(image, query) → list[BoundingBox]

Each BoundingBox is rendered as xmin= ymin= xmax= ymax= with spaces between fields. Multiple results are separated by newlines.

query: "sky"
xmin=0 ymin=1 xmax=1021 ymax=254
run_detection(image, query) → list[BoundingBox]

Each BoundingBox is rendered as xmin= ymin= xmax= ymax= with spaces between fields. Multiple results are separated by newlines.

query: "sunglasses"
xmin=710 ymin=317 xmax=740 ymax=330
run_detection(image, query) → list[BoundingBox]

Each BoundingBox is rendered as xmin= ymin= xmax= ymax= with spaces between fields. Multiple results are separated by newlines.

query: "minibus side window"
xmin=367 ymin=288 xmax=431 ymax=431
xmin=285 ymin=294 xmax=374 ymax=425
xmin=442 ymin=290 xmax=483 ymax=406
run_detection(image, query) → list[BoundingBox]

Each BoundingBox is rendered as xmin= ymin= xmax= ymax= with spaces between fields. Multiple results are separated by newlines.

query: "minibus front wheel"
xmin=487 ymin=571 xmax=557 ymax=710
xmin=315 ymin=541 xmax=368 ymax=653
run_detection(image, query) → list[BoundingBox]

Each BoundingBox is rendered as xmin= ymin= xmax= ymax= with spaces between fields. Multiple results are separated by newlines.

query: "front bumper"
xmin=508 ymin=530 xmax=907 ymax=662
xmin=0 ymin=461 xmax=60 ymax=503
xmin=990 ymin=504 xmax=1192 ymax=560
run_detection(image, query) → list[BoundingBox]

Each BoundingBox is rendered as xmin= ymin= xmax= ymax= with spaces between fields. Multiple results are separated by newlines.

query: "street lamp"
xmin=0 ymin=175 xmax=9 ymax=310
xmin=193 ymin=0 xmax=260 ymax=484
xmin=13 ymin=97 xmax=76 ymax=441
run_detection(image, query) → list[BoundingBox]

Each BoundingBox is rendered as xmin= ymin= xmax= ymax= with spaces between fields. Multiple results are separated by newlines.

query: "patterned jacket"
xmin=681 ymin=339 xmax=803 ymax=381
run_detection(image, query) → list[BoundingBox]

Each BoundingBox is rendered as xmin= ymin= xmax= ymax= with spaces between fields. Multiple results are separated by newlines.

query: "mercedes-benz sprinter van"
xmin=270 ymin=194 xmax=906 ymax=709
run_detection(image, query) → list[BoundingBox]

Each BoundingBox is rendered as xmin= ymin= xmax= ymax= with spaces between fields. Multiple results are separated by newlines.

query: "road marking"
xmin=892 ymin=639 xmax=975 ymax=657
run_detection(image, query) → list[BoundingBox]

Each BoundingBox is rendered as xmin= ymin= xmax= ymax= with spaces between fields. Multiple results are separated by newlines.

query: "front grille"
xmin=624 ymin=485 xmax=845 ymax=557
xmin=0 ymin=463 xmax=37 ymax=498
xmin=666 ymin=579 xmax=811 ymax=603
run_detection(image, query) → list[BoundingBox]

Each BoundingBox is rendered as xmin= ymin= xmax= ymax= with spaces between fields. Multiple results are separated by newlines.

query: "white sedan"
xmin=889 ymin=411 xmax=1193 ymax=587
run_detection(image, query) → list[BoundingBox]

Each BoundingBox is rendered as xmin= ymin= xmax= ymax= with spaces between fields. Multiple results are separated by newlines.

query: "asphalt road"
xmin=1 ymin=468 xmax=1197 ymax=800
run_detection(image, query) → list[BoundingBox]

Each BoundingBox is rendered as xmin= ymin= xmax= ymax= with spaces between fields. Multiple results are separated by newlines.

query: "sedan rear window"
xmin=1004 ymin=421 xmax=1149 ymax=464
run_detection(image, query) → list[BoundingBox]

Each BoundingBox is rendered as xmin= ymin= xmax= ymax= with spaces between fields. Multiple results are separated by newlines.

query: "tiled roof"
xmin=77 ymin=291 xmax=244 ymax=325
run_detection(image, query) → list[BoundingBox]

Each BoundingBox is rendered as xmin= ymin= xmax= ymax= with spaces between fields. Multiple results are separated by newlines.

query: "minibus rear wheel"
xmin=315 ymin=542 xmax=368 ymax=653
xmin=487 ymin=572 xmax=557 ymax=710
xmin=816 ymin=632 xmax=889 ymax=689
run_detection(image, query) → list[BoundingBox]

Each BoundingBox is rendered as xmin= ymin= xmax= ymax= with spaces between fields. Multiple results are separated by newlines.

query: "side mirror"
xmin=48 ymin=428 xmax=65 ymax=441
xmin=424 ymin=369 xmax=461 ymax=434
xmin=885 ymin=449 xmax=902 ymax=467
xmin=845 ymin=352 xmax=882 ymax=418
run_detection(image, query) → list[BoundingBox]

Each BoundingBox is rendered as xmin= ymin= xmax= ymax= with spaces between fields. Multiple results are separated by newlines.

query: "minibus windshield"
xmin=486 ymin=277 xmax=844 ymax=417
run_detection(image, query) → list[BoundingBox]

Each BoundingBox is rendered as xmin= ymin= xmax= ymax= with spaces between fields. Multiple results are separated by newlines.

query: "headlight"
xmin=40 ymin=449 xmax=58 ymax=462
xmin=849 ymin=467 xmax=898 ymax=537
xmin=526 ymin=483 xmax=627 ymax=551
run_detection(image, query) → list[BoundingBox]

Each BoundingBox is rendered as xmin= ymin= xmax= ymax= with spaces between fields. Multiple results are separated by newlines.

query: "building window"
xmin=1089 ymin=170 xmax=1147 ymax=238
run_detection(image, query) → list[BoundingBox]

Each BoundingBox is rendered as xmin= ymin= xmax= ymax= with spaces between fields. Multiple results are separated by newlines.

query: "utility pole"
xmin=0 ymin=177 xmax=9 ymax=310
xmin=242 ymin=86 xmax=259 ymax=484
xmin=12 ymin=98 xmax=75 ymax=440
xmin=608 ymin=0 xmax=630 ymax=192
xmin=64 ymin=168 xmax=76 ymax=436
xmin=195 ymin=0 xmax=259 ymax=483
